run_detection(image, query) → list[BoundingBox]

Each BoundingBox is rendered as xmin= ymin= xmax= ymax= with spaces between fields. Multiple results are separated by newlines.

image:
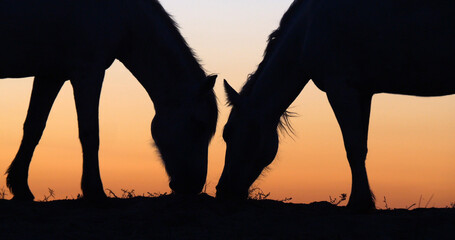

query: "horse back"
xmin=0 ymin=0 xmax=128 ymax=78
xmin=304 ymin=0 xmax=455 ymax=96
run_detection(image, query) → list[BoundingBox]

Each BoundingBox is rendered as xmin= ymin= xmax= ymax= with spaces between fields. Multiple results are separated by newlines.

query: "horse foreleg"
xmin=327 ymin=88 xmax=375 ymax=212
xmin=6 ymin=77 xmax=65 ymax=201
xmin=71 ymin=71 xmax=106 ymax=201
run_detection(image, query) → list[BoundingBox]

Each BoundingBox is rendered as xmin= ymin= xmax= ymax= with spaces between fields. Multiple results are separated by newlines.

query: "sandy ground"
xmin=1 ymin=194 xmax=454 ymax=239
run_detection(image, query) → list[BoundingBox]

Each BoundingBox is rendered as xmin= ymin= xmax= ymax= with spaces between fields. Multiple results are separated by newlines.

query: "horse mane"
xmin=147 ymin=0 xmax=206 ymax=77
xmin=239 ymin=0 xmax=304 ymax=135
xmin=148 ymin=0 xmax=218 ymax=136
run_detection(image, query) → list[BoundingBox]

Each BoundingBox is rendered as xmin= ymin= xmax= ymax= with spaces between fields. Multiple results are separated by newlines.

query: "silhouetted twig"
xmin=248 ymin=188 xmax=270 ymax=200
xmin=329 ymin=193 xmax=347 ymax=206
xmin=144 ymin=192 xmax=168 ymax=197
xmin=42 ymin=188 xmax=55 ymax=202
xmin=425 ymin=194 xmax=434 ymax=208
xmin=106 ymin=189 xmax=119 ymax=198
xmin=279 ymin=197 xmax=293 ymax=202
xmin=106 ymin=188 xmax=169 ymax=198
xmin=406 ymin=203 xmax=416 ymax=210
xmin=121 ymin=189 xmax=136 ymax=198
xmin=383 ymin=196 xmax=390 ymax=210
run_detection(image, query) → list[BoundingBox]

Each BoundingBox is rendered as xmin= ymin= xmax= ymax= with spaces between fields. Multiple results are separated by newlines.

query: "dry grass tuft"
xmin=383 ymin=196 xmax=390 ymax=210
xmin=105 ymin=188 xmax=169 ymax=199
xmin=425 ymin=194 xmax=434 ymax=208
xmin=120 ymin=189 xmax=136 ymax=198
xmin=248 ymin=187 xmax=271 ymax=200
xmin=42 ymin=188 xmax=55 ymax=202
xmin=106 ymin=188 xmax=119 ymax=198
xmin=329 ymin=193 xmax=347 ymax=206
xmin=248 ymin=187 xmax=292 ymax=202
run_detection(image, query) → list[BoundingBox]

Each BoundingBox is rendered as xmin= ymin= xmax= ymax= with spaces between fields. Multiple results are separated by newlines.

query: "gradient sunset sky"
xmin=1 ymin=0 xmax=454 ymax=208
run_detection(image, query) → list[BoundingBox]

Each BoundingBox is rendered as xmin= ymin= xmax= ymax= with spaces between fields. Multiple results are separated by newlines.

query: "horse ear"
xmin=205 ymin=75 xmax=217 ymax=90
xmin=199 ymin=75 xmax=217 ymax=96
xmin=223 ymin=79 xmax=240 ymax=106
xmin=198 ymin=75 xmax=217 ymax=96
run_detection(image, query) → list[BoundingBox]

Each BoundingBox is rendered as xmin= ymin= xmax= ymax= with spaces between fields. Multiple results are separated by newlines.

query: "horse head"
xmin=152 ymin=75 xmax=218 ymax=195
xmin=216 ymin=80 xmax=279 ymax=199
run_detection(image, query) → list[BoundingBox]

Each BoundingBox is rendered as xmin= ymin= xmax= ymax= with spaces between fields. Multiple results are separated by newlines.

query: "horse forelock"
xmin=239 ymin=0 xmax=304 ymax=136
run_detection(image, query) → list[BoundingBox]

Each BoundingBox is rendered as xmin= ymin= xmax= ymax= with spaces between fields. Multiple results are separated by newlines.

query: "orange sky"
xmin=1 ymin=0 xmax=454 ymax=208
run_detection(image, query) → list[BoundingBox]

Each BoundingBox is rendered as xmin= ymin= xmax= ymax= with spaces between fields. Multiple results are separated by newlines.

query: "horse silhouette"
xmin=217 ymin=0 xmax=455 ymax=211
xmin=1 ymin=0 xmax=218 ymax=201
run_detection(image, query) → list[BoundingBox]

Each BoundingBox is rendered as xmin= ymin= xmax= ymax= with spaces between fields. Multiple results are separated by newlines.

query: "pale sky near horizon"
xmin=1 ymin=0 xmax=454 ymax=207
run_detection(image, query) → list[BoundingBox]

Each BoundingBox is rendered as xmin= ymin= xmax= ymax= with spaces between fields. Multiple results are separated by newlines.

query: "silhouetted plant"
xmin=105 ymin=188 xmax=169 ymax=199
xmin=247 ymin=187 xmax=293 ymax=202
xmin=106 ymin=189 xmax=119 ymax=198
xmin=329 ymin=193 xmax=347 ymax=206
xmin=121 ymin=189 xmax=136 ymax=198
xmin=406 ymin=203 xmax=416 ymax=210
xmin=64 ymin=193 xmax=82 ymax=200
xmin=416 ymin=194 xmax=435 ymax=209
xmin=279 ymin=197 xmax=293 ymax=202
xmin=425 ymin=194 xmax=434 ymax=208
xmin=144 ymin=192 xmax=169 ymax=197
xmin=42 ymin=188 xmax=55 ymax=202
xmin=383 ymin=196 xmax=390 ymax=210
xmin=248 ymin=188 xmax=270 ymax=200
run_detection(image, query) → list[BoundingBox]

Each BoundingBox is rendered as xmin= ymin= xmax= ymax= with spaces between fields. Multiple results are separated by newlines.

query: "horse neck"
xmin=244 ymin=12 xmax=309 ymax=124
xmin=119 ymin=1 xmax=206 ymax=111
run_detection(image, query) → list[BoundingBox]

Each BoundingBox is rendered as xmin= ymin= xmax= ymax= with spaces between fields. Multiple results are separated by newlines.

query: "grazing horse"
xmin=1 ymin=0 xmax=218 ymax=201
xmin=217 ymin=0 xmax=455 ymax=211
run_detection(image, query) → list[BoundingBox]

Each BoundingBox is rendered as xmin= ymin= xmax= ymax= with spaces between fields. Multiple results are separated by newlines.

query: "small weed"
xmin=425 ymin=194 xmax=434 ymax=208
xmin=106 ymin=189 xmax=119 ymax=198
xmin=279 ymin=197 xmax=293 ymax=202
xmin=383 ymin=196 xmax=390 ymax=210
xmin=248 ymin=187 xmax=270 ymax=200
xmin=406 ymin=203 xmax=416 ymax=210
xmin=144 ymin=192 xmax=168 ymax=197
xmin=329 ymin=193 xmax=347 ymax=206
xmin=121 ymin=189 xmax=136 ymax=198
xmin=106 ymin=188 xmax=169 ymax=198
xmin=42 ymin=188 xmax=55 ymax=202
xmin=417 ymin=194 xmax=435 ymax=208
